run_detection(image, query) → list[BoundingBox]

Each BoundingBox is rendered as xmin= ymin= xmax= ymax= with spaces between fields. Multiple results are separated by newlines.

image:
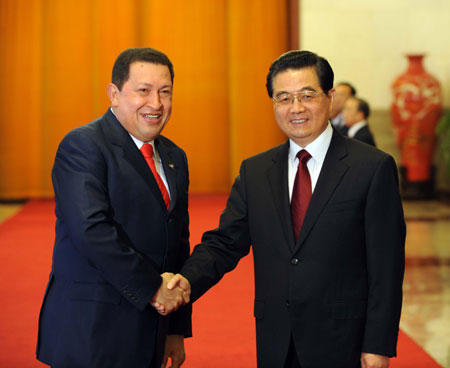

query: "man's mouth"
xmin=142 ymin=113 xmax=162 ymax=120
xmin=290 ymin=119 xmax=307 ymax=124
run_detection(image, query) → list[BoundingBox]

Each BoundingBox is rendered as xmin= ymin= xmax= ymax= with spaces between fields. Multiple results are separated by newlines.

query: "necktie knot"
xmin=140 ymin=143 xmax=170 ymax=210
xmin=297 ymin=150 xmax=311 ymax=165
xmin=141 ymin=143 xmax=154 ymax=159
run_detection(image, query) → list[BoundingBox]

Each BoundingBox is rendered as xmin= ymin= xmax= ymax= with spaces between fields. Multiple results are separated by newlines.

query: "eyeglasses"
xmin=272 ymin=90 xmax=325 ymax=105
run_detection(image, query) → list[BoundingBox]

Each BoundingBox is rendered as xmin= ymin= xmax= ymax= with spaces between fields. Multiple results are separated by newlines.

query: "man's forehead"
xmin=274 ymin=67 xmax=318 ymax=82
xmin=336 ymin=84 xmax=352 ymax=94
xmin=127 ymin=62 xmax=172 ymax=85
xmin=345 ymin=98 xmax=358 ymax=107
xmin=129 ymin=61 xmax=170 ymax=74
xmin=272 ymin=67 xmax=320 ymax=92
xmin=276 ymin=66 xmax=317 ymax=77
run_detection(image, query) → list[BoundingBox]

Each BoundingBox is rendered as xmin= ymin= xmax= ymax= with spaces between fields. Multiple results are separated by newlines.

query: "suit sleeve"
xmin=362 ymin=154 xmax=406 ymax=356
xmin=52 ymin=130 xmax=162 ymax=311
xmin=180 ymin=161 xmax=252 ymax=302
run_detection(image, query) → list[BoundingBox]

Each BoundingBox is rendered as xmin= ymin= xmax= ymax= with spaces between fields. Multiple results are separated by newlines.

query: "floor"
xmin=1 ymin=199 xmax=449 ymax=367
xmin=401 ymin=200 xmax=450 ymax=367
xmin=0 ymin=203 xmax=22 ymax=223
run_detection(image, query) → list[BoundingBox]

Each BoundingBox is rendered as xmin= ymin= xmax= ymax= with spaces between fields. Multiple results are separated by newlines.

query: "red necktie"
xmin=291 ymin=150 xmax=312 ymax=241
xmin=140 ymin=143 xmax=171 ymax=210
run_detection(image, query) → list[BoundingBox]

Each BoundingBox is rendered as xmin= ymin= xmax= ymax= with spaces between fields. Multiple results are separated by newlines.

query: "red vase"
xmin=391 ymin=54 xmax=442 ymax=190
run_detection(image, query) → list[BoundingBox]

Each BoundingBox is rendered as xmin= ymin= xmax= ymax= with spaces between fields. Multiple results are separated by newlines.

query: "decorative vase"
xmin=391 ymin=54 xmax=442 ymax=198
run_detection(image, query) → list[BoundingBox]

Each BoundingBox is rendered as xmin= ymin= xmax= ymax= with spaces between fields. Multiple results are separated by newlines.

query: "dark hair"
xmin=337 ymin=82 xmax=357 ymax=96
xmin=266 ymin=50 xmax=334 ymax=98
xmin=354 ymin=97 xmax=370 ymax=119
xmin=112 ymin=47 xmax=174 ymax=90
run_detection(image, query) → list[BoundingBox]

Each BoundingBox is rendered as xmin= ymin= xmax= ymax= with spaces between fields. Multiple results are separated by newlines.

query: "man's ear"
xmin=358 ymin=111 xmax=365 ymax=121
xmin=328 ymin=88 xmax=335 ymax=113
xmin=107 ymin=83 xmax=120 ymax=107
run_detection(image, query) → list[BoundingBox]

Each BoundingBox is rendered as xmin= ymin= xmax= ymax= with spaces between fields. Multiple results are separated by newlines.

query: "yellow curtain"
xmin=0 ymin=0 xmax=289 ymax=198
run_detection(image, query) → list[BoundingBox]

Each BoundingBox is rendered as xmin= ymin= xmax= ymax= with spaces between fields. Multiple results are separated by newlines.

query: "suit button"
xmin=291 ymin=258 xmax=299 ymax=265
xmin=286 ymin=300 xmax=290 ymax=307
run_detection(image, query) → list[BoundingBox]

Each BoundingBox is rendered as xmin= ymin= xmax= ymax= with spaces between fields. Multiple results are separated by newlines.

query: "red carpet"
xmin=0 ymin=195 xmax=442 ymax=367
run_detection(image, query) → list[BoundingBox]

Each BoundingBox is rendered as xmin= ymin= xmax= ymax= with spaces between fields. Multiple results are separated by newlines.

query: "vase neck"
xmin=406 ymin=55 xmax=425 ymax=74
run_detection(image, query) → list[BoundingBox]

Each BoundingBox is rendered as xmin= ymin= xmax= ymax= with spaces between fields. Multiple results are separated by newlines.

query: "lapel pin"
xmin=168 ymin=164 xmax=175 ymax=169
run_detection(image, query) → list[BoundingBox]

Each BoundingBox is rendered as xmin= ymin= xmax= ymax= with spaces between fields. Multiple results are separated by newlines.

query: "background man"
xmin=330 ymin=81 xmax=357 ymax=135
xmin=36 ymin=47 xmax=191 ymax=368
xmin=168 ymin=50 xmax=405 ymax=368
xmin=343 ymin=96 xmax=377 ymax=147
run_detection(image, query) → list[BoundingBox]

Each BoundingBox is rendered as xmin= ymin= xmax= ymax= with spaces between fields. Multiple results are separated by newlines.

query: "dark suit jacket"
xmin=181 ymin=130 xmax=405 ymax=368
xmin=352 ymin=124 xmax=376 ymax=147
xmin=36 ymin=110 xmax=191 ymax=368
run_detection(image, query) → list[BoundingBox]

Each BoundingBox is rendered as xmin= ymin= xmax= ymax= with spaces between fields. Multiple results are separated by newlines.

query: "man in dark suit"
xmin=343 ymin=96 xmax=377 ymax=147
xmin=167 ymin=51 xmax=405 ymax=368
xmin=330 ymin=81 xmax=357 ymax=136
xmin=36 ymin=48 xmax=191 ymax=368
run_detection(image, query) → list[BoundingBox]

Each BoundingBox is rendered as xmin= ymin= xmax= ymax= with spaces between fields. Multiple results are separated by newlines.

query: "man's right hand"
xmin=150 ymin=272 xmax=190 ymax=315
xmin=167 ymin=274 xmax=191 ymax=295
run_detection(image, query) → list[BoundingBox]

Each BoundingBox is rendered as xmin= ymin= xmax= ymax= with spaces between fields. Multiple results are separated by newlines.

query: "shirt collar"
xmin=128 ymin=133 xmax=156 ymax=153
xmin=347 ymin=120 xmax=367 ymax=138
xmin=289 ymin=122 xmax=333 ymax=165
xmin=331 ymin=113 xmax=345 ymax=127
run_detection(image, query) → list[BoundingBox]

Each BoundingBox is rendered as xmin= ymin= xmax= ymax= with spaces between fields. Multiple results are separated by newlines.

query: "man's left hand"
xmin=361 ymin=353 xmax=389 ymax=368
xmin=161 ymin=334 xmax=185 ymax=368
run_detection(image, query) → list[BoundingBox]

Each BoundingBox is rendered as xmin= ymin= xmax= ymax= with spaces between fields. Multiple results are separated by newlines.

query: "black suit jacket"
xmin=181 ymin=130 xmax=405 ymax=368
xmin=37 ymin=110 xmax=191 ymax=368
xmin=352 ymin=124 xmax=376 ymax=147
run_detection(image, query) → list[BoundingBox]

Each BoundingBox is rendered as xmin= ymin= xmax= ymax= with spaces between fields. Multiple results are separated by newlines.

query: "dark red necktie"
xmin=291 ymin=150 xmax=312 ymax=241
xmin=140 ymin=143 xmax=171 ymax=210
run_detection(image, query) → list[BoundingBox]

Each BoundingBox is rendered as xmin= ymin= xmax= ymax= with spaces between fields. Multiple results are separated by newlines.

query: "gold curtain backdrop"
xmin=0 ymin=0 xmax=289 ymax=198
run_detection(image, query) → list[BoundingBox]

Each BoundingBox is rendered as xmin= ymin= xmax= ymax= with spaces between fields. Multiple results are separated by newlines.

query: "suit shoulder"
xmin=158 ymin=134 xmax=178 ymax=148
xmin=344 ymin=135 xmax=394 ymax=167
xmin=55 ymin=117 xmax=110 ymax=163
xmin=61 ymin=117 xmax=104 ymax=143
xmin=242 ymin=142 xmax=287 ymax=165
xmin=158 ymin=135 xmax=187 ymax=155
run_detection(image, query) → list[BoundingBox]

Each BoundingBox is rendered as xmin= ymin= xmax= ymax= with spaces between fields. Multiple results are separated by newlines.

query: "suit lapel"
xmin=102 ymin=110 xmax=168 ymax=212
xmin=267 ymin=141 xmax=296 ymax=251
xmin=294 ymin=130 xmax=349 ymax=253
xmin=155 ymin=138 xmax=177 ymax=213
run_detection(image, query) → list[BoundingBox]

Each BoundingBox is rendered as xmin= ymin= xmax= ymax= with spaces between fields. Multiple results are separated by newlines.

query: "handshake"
xmin=150 ymin=273 xmax=191 ymax=315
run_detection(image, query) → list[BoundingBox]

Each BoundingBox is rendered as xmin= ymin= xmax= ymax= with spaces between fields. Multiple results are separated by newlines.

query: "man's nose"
xmin=290 ymin=97 xmax=306 ymax=112
xmin=147 ymin=92 xmax=162 ymax=109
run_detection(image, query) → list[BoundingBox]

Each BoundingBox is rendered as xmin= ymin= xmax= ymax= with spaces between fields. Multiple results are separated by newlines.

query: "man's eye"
xmin=278 ymin=95 xmax=290 ymax=102
xmin=159 ymin=90 xmax=172 ymax=97
xmin=302 ymin=93 xmax=313 ymax=100
xmin=139 ymin=88 xmax=149 ymax=93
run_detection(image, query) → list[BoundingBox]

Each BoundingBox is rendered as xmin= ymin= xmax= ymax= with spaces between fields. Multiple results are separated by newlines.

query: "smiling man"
xmin=36 ymin=48 xmax=191 ymax=368
xmin=168 ymin=50 xmax=405 ymax=368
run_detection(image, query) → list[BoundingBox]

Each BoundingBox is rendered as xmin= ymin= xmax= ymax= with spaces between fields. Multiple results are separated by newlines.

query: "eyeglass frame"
xmin=272 ymin=90 xmax=327 ymax=105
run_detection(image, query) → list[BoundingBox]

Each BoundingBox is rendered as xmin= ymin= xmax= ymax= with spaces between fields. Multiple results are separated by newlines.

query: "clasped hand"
xmin=150 ymin=272 xmax=191 ymax=315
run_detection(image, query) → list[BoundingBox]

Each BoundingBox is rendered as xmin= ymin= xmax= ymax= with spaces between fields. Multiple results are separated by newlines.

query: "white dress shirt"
xmin=330 ymin=113 xmax=345 ymax=128
xmin=288 ymin=122 xmax=333 ymax=201
xmin=129 ymin=134 xmax=171 ymax=198
xmin=110 ymin=107 xmax=171 ymax=197
xmin=347 ymin=120 xmax=367 ymax=138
